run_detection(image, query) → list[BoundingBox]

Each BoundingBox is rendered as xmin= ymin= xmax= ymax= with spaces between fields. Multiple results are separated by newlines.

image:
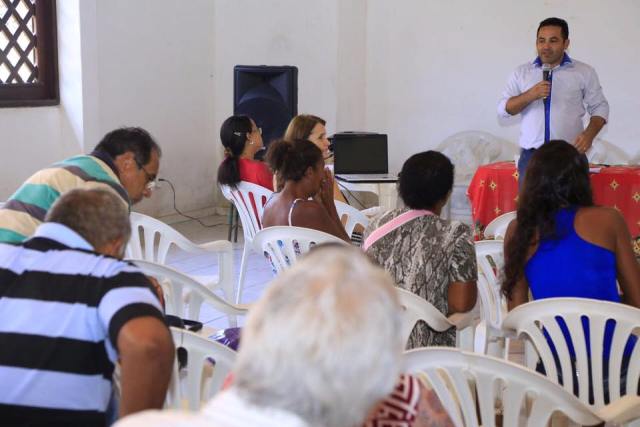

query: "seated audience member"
xmin=116 ymin=245 xmax=405 ymax=426
xmin=0 ymin=189 xmax=174 ymax=426
xmin=502 ymin=140 xmax=640 ymax=399
xmin=217 ymin=115 xmax=274 ymax=190
xmin=0 ymin=127 xmax=161 ymax=244
xmin=503 ymin=140 xmax=640 ymax=307
xmin=282 ymin=114 xmax=346 ymax=202
xmin=364 ymin=151 xmax=477 ymax=348
xmin=261 ymin=139 xmax=350 ymax=241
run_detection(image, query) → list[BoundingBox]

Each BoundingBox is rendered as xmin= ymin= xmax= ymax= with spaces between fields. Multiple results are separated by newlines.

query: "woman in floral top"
xmin=364 ymin=151 xmax=477 ymax=348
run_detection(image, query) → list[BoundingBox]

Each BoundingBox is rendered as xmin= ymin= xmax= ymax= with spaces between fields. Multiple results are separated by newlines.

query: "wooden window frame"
xmin=0 ymin=0 xmax=59 ymax=107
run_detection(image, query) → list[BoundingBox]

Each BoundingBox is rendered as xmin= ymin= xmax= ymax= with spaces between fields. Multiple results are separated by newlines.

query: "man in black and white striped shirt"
xmin=0 ymin=188 xmax=174 ymax=427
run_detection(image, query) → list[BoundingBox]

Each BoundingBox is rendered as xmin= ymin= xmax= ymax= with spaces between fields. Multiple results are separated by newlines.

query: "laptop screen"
xmin=332 ymin=133 xmax=388 ymax=174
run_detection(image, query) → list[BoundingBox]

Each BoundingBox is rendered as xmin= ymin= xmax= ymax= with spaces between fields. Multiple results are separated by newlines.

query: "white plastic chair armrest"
xmin=199 ymin=240 xmax=233 ymax=253
xmin=447 ymin=299 xmax=481 ymax=329
xmin=360 ymin=206 xmax=382 ymax=218
xmin=447 ymin=310 xmax=478 ymax=329
xmin=596 ymin=395 xmax=640 ymax=425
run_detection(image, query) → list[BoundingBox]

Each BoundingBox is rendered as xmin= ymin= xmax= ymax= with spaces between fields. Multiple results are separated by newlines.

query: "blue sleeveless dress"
xmin=525 ymin=207 xmax=631 ymax=361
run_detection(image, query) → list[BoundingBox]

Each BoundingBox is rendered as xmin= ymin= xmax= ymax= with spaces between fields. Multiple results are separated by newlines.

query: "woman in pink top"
xmin=217 ymin=115 xmax=274 ymax=190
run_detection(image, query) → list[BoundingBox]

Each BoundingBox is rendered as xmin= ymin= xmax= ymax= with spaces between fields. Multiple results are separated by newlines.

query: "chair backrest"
xmin=483 ymin=211 xmax=516 ymax=240
xmin=403 ymin=348 xmax=602 ymax=427
xmin=396 ymin=287 xmax=454 ymax=346
xmin=167 ymin=328 xmax=237 ymax=411
xmin=334 ymin=200 xmax=370 ymax=236
xmin=131 ymin=260 xmax=247 ymax=327
xmin=220 ymin=181 xmax=273 ymax=243
xmin=437 ymin=130 xmax=519 ymax=184
xmin=587 ymin=139 xmax=630 ymax=165
xmin=502 ymin=298 xmax=640 ymax=410
xmin=252 ymin=226 xmax=348 ymax=275
xmin=127 ymin=212 xmax=205 ymax=264
xmin=474 ymin=240 xmax=507 ymax=330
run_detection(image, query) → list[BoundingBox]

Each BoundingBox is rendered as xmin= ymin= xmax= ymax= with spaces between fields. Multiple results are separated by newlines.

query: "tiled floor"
xmin=164 ymin=214 xmax=272 ymax=330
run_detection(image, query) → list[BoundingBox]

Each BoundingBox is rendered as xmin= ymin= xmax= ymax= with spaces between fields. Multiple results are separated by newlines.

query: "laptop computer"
xmin=332 ymin=132 xmax=398 ymax=183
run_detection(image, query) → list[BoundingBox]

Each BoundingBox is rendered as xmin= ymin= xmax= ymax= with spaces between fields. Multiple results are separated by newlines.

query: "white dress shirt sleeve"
xmin=583 ymin=66 xmax=609 ymax=122
xmin=497 ymin=68 xmax=523 ymax=118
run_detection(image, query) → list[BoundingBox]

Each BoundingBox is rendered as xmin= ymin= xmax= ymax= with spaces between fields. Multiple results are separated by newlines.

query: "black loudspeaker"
xmin=233 ymin=65 xmax=298 ymax=154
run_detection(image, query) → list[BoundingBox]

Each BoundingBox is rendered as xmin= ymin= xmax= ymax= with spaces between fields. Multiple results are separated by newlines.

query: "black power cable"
xmin=336 ymin=181 xmax=367 ymax=209
xmin=159 ymin=178 xmax=227 ymax=228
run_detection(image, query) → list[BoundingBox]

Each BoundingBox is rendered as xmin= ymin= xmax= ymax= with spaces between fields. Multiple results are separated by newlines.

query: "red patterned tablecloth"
xmin=467 ymin=162 xmax=640 ymax=250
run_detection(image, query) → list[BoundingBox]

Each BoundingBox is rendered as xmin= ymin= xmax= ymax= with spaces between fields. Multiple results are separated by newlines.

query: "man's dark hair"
xmin=398 ymin=151 xmax=454 ymax=210
xmin=537 ymin=17 xmax=569 ymax=40
xmin=94 ymin=127 xmax=161 ymax=166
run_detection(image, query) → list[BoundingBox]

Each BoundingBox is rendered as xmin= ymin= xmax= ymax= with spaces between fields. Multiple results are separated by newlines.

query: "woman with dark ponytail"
xmin=217 ymin=115 xmax=273 ymax=190
xmin=261 ymin=139 xmax=350 ymax=242
xmin=503 ymin=140 xmax=640 ymax=309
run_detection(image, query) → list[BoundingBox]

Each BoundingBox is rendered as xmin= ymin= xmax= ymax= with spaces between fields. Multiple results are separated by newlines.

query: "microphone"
xmin=542 ymin=64 xmax=552 ymax=99
xmin=542 ymin=63 xmax=552 ymax=81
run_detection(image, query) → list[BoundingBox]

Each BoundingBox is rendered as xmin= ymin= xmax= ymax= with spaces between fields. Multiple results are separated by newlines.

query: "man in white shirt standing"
xmin=498 ymin=17 xmax=609 ymax=183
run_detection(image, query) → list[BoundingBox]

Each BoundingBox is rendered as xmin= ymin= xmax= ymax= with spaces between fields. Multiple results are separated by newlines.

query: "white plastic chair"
xmin=334 ymin=200 xmax=370 ymax=237
xmin=131 ymin=260 xmax=248 ymax=328
xmin=403 ymin=347 xmax=603 ymax=427
xmin=252 ymin=226 xmax=348 ymax=276
xmin=474 ymin=240 xmax=509 ymax=357
xmin=502 ymin=298 xmax=640 ymax=412
xmin=126 ymin=212 xmax=235 ymax=302
xmin=219 ymin=182 xmax=273 ymax=303
xmin=437 ymin=130 xmax=519 ymax=184
xmin=587 ymin=139 xmax=631 ymax=165
xmin=167 ymin=328 xmax=237 ymax=411
xmin=483 ymin=210 xmax=516 ymax=240
xmin=396 ymin=287 xmax=478 ymax=351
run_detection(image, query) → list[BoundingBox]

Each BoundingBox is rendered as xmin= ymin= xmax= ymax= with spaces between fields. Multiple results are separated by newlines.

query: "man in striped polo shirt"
xmin=0 ymin=127 xmax=161 ymax=244
xmin=0 ymin=188 xmax=174 ymax=426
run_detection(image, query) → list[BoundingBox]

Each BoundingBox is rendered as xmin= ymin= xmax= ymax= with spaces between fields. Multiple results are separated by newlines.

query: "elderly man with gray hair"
xmin=0 ymin=188 xmax=174 ymax=427
xmin=117 ymin=244 xmax=404 ymax=427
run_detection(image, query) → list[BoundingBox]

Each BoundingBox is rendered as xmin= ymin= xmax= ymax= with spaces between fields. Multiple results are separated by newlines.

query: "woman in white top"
xmin=261 ymin=139 xmax=349 ymax=242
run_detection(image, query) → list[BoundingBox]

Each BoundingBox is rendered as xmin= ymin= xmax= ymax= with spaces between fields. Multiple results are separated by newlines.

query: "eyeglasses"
xmin=135 ymin=159 xmax=158 ymax=190
xmin=233 ymin=127 xmax=262 ymax=136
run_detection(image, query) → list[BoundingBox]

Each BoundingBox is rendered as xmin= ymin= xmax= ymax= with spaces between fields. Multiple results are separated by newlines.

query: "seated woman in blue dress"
xmin=502 ymin=140 xmax=640 ymax=398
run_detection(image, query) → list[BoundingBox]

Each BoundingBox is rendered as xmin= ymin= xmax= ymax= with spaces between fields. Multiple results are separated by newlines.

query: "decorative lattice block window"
xmin=0 ymin=0 xmax=58 ymax=107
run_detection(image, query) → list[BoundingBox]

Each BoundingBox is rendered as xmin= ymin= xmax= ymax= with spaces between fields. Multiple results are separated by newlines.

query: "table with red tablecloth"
xmin=467 ymin=161 xmax=640 ymax=255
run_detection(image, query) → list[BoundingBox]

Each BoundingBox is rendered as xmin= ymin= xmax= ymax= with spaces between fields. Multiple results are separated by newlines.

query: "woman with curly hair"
xmin=502 ymin=140 xmax=640 ymax=309
xmin=261 ymin=139 xmax=350 ymax=242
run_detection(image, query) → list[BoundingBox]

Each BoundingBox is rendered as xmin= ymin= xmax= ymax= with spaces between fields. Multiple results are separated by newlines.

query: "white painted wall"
xmin=2 ymin=0 xmax=639 ymax=212
xmin=365 ymin=0 xmax=640 ymax=173
xmin=92 ymin=0 xmax=216 ymax=216
xmin=0 ymin=0 xmax=83 ymax=199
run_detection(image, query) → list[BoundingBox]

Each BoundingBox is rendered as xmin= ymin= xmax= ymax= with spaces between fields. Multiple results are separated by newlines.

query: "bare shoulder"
xmin=504 ymin=217 xmax=519 ymax=243
xmin=575 ymin=206 xmax=626 ymax=250
xmin=293 ymin=199 xmax=323 ymax=213
xmin=577 ymin=206 xmax=624 ymax=227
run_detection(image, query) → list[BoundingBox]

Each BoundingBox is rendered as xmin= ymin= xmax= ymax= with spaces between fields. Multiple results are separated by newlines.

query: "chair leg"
xmin=233 ymin=209 xmax=239 ymax=243
xmin=235 ymin=243 xmax=250 ymax=304
xmin=227 ymin=205 xmax=235 ymax=241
